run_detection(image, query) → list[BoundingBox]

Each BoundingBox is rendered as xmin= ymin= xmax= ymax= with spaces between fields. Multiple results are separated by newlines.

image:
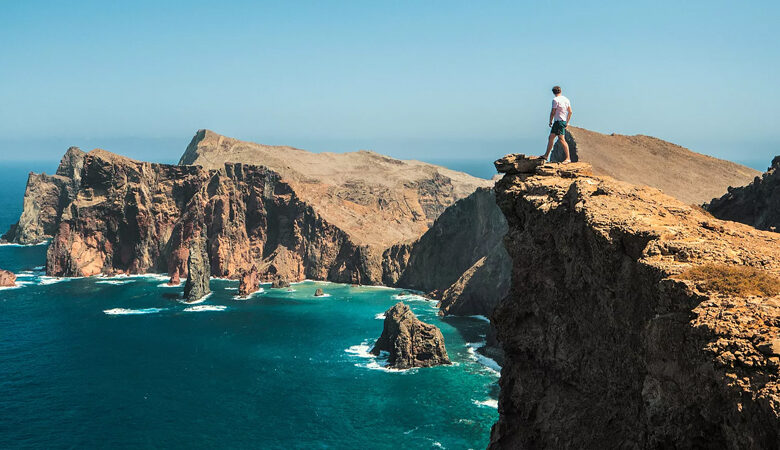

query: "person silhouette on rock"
xmin=540 ymin=85 xmax=573 ymax=164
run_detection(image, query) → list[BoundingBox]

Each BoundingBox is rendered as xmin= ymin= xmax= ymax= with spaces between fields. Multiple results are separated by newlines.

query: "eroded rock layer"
xmin=490 ymin=155 xmax=780 ymax=449
xmin=706 ymin=156 xmax=780 ymax=233
xmin=2 ymin=147 xmax=85 ymax=244
xmin=371 ymin=302 xmax=450 ymax=369
xmin=45 ymin=149 xmax=382 ymax=284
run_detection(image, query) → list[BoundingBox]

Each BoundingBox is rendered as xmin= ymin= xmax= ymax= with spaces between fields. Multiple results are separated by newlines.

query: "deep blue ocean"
xmin=0 ymin=163 xmax=499 ymax=449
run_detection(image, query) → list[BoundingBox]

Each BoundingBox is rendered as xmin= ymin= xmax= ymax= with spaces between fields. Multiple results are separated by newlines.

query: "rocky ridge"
xmin=706 ymin=155 xmax=780 ymax=232
xmin=2 ymin=147 xmax=85 ymax=244
xmin=489 ymin=154 xmax=779 ymax=448
xmin=371 ymin=302 xmax=451 ymax=369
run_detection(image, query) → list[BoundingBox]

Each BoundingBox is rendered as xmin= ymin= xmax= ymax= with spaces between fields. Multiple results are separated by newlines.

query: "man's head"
xmin=552 ymin=86 xmax=562 ymax=95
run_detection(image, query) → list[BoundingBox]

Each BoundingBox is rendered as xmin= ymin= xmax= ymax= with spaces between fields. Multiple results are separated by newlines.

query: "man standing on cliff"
xmin=540 ymin=86 xmax=573 ymax=163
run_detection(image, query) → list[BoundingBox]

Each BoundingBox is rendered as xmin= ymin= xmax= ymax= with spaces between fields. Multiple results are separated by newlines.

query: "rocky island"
xmin=489 ymin=154 xmax=779 ymax=448
xmin=371 ymin=302 xmax=450 ymax=369
xmin=0 ymin=269 xmax=16 ymax=287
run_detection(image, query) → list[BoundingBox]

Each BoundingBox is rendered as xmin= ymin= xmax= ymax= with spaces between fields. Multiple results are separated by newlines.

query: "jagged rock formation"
xmin=2 ymin=147 xmax=85 ymax=244
xmin=371 ymin=302 xmax=451 ymax=369
xmin=489 ymin=154 xmax=780 ymax=449
xmin=0 ymin=269 xmax=16 ymax=287
xmin=183 ymin=229 xmax=211 ymax=302
xmin=555 ymin=127 xmax=759 ymax=204
xmin=179 ymin=130 xmax=491 ymax=248
xmin=314 ymin=288 xmax=325 ymax=297
xmin=237 ymin=266 xmax=260 ymax=296
xmin=706 ymin=156 xmax=780 ymax=232
xmin=44 ymin=150 xmax=386 ymax=283
xmin=271 ymin=279 xmax=290 ymax=288
xmin=383 ymin=187 xmax=511 ymax=317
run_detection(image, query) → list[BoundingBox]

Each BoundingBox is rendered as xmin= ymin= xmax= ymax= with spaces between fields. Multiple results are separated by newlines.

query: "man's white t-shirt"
xmin=552 ymin=95 xmax=571 ymax=122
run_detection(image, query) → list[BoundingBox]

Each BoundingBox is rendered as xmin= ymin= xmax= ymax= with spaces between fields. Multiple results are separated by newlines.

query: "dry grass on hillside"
xmin=676 ymin=264 xmax=780 ymax=297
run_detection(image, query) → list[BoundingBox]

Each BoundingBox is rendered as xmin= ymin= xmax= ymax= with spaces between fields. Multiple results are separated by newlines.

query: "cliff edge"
xmin=706 ymin=155 xmax=780 ymax=233
xmin=490 ymin=154 xmax=779 ymax=448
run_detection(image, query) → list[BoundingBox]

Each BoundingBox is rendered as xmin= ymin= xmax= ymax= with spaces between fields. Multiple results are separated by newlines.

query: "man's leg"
xmin=540 ymin=133 xmax=556 ymax=160
xmin=558 ymin=134 xmax=571 ymax=162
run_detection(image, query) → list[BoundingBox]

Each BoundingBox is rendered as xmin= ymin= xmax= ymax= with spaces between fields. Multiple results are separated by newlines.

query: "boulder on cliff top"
xmin=0 ymin=269 xmax=16 ymax=287
xmin=183 ymin=230 xmax=211 ymax=302
xmin=371 ymin=302 xmax=450 ymax=369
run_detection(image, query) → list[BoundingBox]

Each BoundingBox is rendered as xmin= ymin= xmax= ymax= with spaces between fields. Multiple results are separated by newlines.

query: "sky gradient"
xmin=1 ymin=1 xmax=777 ymax=171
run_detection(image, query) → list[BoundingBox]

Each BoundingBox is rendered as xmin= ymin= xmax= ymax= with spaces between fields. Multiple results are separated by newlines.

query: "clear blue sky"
xmin=1 ymin=0 xmax=777 ymax=171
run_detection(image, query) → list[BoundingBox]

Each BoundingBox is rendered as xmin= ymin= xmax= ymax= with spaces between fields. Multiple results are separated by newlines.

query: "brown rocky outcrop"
xmin=383 ymin=187 xmax=511 ymax=317
xmin=559 ymin=126 xmax=759 ymax=204
xmin=237 ymin=265 xmax=260 ymax=296
xmin=489 ymin=155 xmax=779 ymax=449
xmin=371 ymin=302 xmax=451 ymax=369
xmin=2 ymin=147 xmax=85 ymax=244
xmin=271 ymin=278 xmax=290 ymax=288
xmin=314 ymin=288 xmax=325 ymax=297
xmin=44 ymin=150 xmax=382 ymax=285
xmin=183 ymin=228 xmax=210 ymax=302
xmin=0 ymin=269 xmax=16 ymax=287
xmin=706 ymin=156 xmax=780 ymax=233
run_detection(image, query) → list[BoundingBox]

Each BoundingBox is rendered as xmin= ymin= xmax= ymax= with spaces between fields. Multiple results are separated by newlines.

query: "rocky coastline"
xmin=489 ymin=154 xmax=779 ymax=448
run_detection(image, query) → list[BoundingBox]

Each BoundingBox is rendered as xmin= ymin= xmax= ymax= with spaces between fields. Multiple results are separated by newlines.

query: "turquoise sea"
xmin=0 ymin=163 xmax=499 ymax=449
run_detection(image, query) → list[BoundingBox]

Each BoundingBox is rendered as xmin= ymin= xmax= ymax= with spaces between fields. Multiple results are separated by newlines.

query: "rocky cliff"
xmin=490 ymin=154 xmax=780 ymax=449
xmin=371 ymin=302 xmax=451 ymax=369
xmin=2 ymin=147 xmax=85 ymax=244
xmin=383 ymin=187 xmax=511 ymax=317
xmin=183 ymin=228 xmax=211 ymax=302
xmin=44 ymin=149 xmax=384 ymax=285
xmin=706 ymin=156 xmax=780 ymax=233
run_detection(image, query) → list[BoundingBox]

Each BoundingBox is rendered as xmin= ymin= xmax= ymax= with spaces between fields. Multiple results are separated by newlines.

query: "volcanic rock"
xmin=314 ymin=288 xmax=325 ymax=297
xmin=237 ymin=266 xmax=260 ymax=296
xmin=183 ymin=229 xmax=210 ymax=302
xmin=271 ymin=278 xmax=290 ymax=288
xmin=489 ymin=154 xmax=780 ymax=449
xmin=2 ymin=147 xmax=85 ymax=244
xmin=370 ymin=302 xmax=450 ymax=369
xmin=705 ymin=156 xmax=780 ymax=232
xmin=0 ymin=269 xmax=16 ymax=287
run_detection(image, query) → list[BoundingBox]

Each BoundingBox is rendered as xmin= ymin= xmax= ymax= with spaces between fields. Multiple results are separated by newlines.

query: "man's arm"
xmin=549 ymin=108 xmax=555 ymax=126
xmin=566 ymin=106 xmax=573 ymax=124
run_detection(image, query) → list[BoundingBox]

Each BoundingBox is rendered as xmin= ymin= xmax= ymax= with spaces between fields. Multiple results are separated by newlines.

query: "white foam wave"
xmin=374 ymin=313 xmax=386 ymax=320
xmin=466 ymin=342 xmax=502 ymax=374
xmin=177 ymin=292 xmax=212 ymax=304
xmin=345 ymin=343 xmax=413 ymax=373
xmin=96 ymin=279 xmax=134 ymax=285
xmin=470 ymin=315 xmax=490 ymax=323
xmin=474 ymin=399 xmax=498 ymax=409
xmin=0 ymin=285 xmax=22 ymax=291
xmin=38 ymin=276 xmax=74 ymax=285
xmin=232 ymin=288 xmax=266 ymax=300
xmin=313 ymin=293 xmax=331 ymax=298
xmin=182 ymin=305 xmax=227 ymax=312
xmin=104 ymin=307 xmax=165 ymax=315
xmin=0 ymin=240 xmax=49 ymax=247
xmin=157 ymin=281 xmax=183 ymax=288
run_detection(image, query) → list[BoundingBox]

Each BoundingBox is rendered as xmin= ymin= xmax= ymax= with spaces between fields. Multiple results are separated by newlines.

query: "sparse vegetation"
xmin=676 ymin=264 xmax=780 ymax=297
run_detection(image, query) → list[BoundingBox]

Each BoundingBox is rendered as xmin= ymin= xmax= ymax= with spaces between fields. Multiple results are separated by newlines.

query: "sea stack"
xmin=371 ymin=302 xmax=450 ymax=369
xmin=0 ymin=269 xmax=16 ymax=287
xmin=238 ymin=266 xmax=260 ymax=296
xmin=183 ymin=229 xmax=210 ymax=302
xmin=314 ymin=288 xmax=325 ymax=297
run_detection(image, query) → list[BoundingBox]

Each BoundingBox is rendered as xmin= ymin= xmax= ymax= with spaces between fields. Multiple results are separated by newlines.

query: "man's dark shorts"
xmin=551 ymin=120 xmax=567 ymax=136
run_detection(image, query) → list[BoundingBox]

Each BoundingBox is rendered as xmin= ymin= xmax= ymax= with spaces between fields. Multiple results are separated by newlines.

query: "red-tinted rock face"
xmin=237 ymin=266 xmax=260 ymax=296
xmin=0 ymin=269 xmax=16 ymax=287
xmin=45 ymin=150 xmax=383 ymax=286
